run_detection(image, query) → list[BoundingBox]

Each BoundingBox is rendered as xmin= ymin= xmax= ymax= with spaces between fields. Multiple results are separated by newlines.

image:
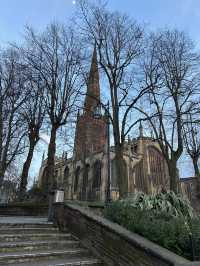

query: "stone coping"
xmin=65 ymin=203 xmax=200 ymax=266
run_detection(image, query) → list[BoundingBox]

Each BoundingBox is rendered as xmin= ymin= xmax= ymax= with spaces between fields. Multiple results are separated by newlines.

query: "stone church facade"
xmin=38 ymin=46 xmax=197 ymax=203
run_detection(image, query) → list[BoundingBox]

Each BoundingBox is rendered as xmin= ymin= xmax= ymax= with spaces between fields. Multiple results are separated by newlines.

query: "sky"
xmin=1 ymin=0 xmax=199 ymax=184
xmin=1 ymin=0 xmax=200 ymax=46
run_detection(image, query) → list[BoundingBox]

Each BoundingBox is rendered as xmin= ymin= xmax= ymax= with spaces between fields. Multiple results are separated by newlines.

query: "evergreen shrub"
xmin=104 ymin=191 xmax=200 ymax=260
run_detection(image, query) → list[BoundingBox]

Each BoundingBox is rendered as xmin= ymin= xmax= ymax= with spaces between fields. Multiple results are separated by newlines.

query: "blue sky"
xmin=1 ymin=0 xmax=199 ymax=183
xmin=1 ymin=0 xmax=200 ymax=47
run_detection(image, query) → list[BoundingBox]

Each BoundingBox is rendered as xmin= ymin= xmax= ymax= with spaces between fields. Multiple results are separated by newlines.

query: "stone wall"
xmin=54 ymin=203 xmax=197 ymax=266
xmin=74 ymin=115 xmax=107 ymax=161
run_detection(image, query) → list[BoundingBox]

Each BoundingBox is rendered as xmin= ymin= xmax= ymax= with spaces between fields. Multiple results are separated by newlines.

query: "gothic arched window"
xmin=111 ymin=159 xmax=118 ymax=188
xmin=83 ymin=164 xmax=90 ymax=189
xmin=92 ymin=161 xmax=101 ymax=190
xmin=148 ymin=146 xmax=167 ymax=186
xmin=134 ymin=160 xmax=145 ymax=192
xmin=93 ymin=104 xmax=102 ymax=119
xmin=64 ymin=166 xmax=69 ymax=186
xmin=82 ymin=164 xmax=90 ymax=200
xmin=74 ymin=166 xmax=80 ymax=192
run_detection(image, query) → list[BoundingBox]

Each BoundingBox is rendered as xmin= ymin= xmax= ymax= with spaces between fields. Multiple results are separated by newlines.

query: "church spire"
xmin=73 ymin=44 xmax=107 ymax=161
xmin=84 ymin=44 xmax=100 ymax=114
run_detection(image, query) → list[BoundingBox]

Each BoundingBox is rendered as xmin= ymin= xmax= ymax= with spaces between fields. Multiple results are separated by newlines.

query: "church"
xmin=38 ymin=46 xmax=196 ymax=203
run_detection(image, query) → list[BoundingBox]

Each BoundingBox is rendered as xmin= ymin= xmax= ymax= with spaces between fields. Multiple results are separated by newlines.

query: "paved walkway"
xmin=0 ymin=216 xmax=50 ymax=224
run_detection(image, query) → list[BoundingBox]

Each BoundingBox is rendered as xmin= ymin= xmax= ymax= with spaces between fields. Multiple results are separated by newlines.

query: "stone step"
xmin=0 ymin=248 xmax=90 ymax=265
xmin=0 ymin=216 xmax=49 ymax=225
xmin=0 ymin=223 xmax=53 ymax=228
xmin=0 ymin=217 xmax=104 ymax=266
xmin=0 ymin=239 xmax=80 ymax=253
xmin=13 ymin=257 xmax=103 ymax=266
xmin=0 ymin=227 xmax=59 ymax=234
xmin=0 ymin=233 xmax=72 ymax=242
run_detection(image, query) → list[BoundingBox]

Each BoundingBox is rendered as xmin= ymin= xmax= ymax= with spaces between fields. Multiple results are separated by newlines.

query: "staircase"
xmin=0 ymin=221 xmax=103 ymax=265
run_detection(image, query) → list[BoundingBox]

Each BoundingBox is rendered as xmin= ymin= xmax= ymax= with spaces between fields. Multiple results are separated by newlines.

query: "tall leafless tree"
xmin=78 ymin=0 xmax=152 ymax=197
xmin=139 ymin=30 xmax=200 ymax=193
xmin=23 ymin=23 xmax=83 ymax=191
xmin=0 ymin=48 xmax=28 ymax=186
xmin=19 ymin=73 xmax=46 ymax=197
xmin=183 ymin=114 xmax=200 ymax=197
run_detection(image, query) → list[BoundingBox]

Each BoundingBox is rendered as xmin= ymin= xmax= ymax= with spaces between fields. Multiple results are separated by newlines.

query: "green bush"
xmin=120 ymin=191 xmax=193 ymax=219
xmin=104 ymin=191 xmax=200 ymax=261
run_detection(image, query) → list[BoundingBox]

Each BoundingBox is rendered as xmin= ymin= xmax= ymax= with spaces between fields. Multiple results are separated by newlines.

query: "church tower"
xmin=73 ymin=46 xmax=107 ymax=161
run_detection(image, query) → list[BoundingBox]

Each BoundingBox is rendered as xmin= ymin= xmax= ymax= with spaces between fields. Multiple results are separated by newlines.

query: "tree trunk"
xmin=0 ymin=101 xmax=3 ymax=187
xmin=192 ymin=157 xmax=200 ymax=177
xmin=45 ymin=125 xmax=57 ymax=192
xmin=19 ymin=138 xmax=37 ymax=199
xmin=192 ymin=157 xmax=200 ymax=198
xmin=115 ymin=145 xmax=128 ymax=198
xmin=168 ymin=160 xmax=179 ymax=194
xmin=0 ymin=167 xmax=5 ymax=187
xmin=0 ymin=163 xmax=7 ymax=188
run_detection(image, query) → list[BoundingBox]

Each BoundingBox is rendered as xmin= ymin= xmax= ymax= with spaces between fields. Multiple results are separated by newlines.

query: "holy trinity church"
xmin=38 ymin=47 xmax=196 ymax=203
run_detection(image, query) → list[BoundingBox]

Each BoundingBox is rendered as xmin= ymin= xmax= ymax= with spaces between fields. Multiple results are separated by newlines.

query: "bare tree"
xmin=78 ymin=0 xmax=151 ymax=197
xmin=139 ymin=30 xmax=199 ymax=193
xmin=183 ymin=114 xmax=200 ymax=197
xmin=19 ymin=73 xmax=46 ymax=197
xmin=0 ymin=48 xmax=28 ymax=186
xmin=23 ymin=23 xmax=83 ymax=191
